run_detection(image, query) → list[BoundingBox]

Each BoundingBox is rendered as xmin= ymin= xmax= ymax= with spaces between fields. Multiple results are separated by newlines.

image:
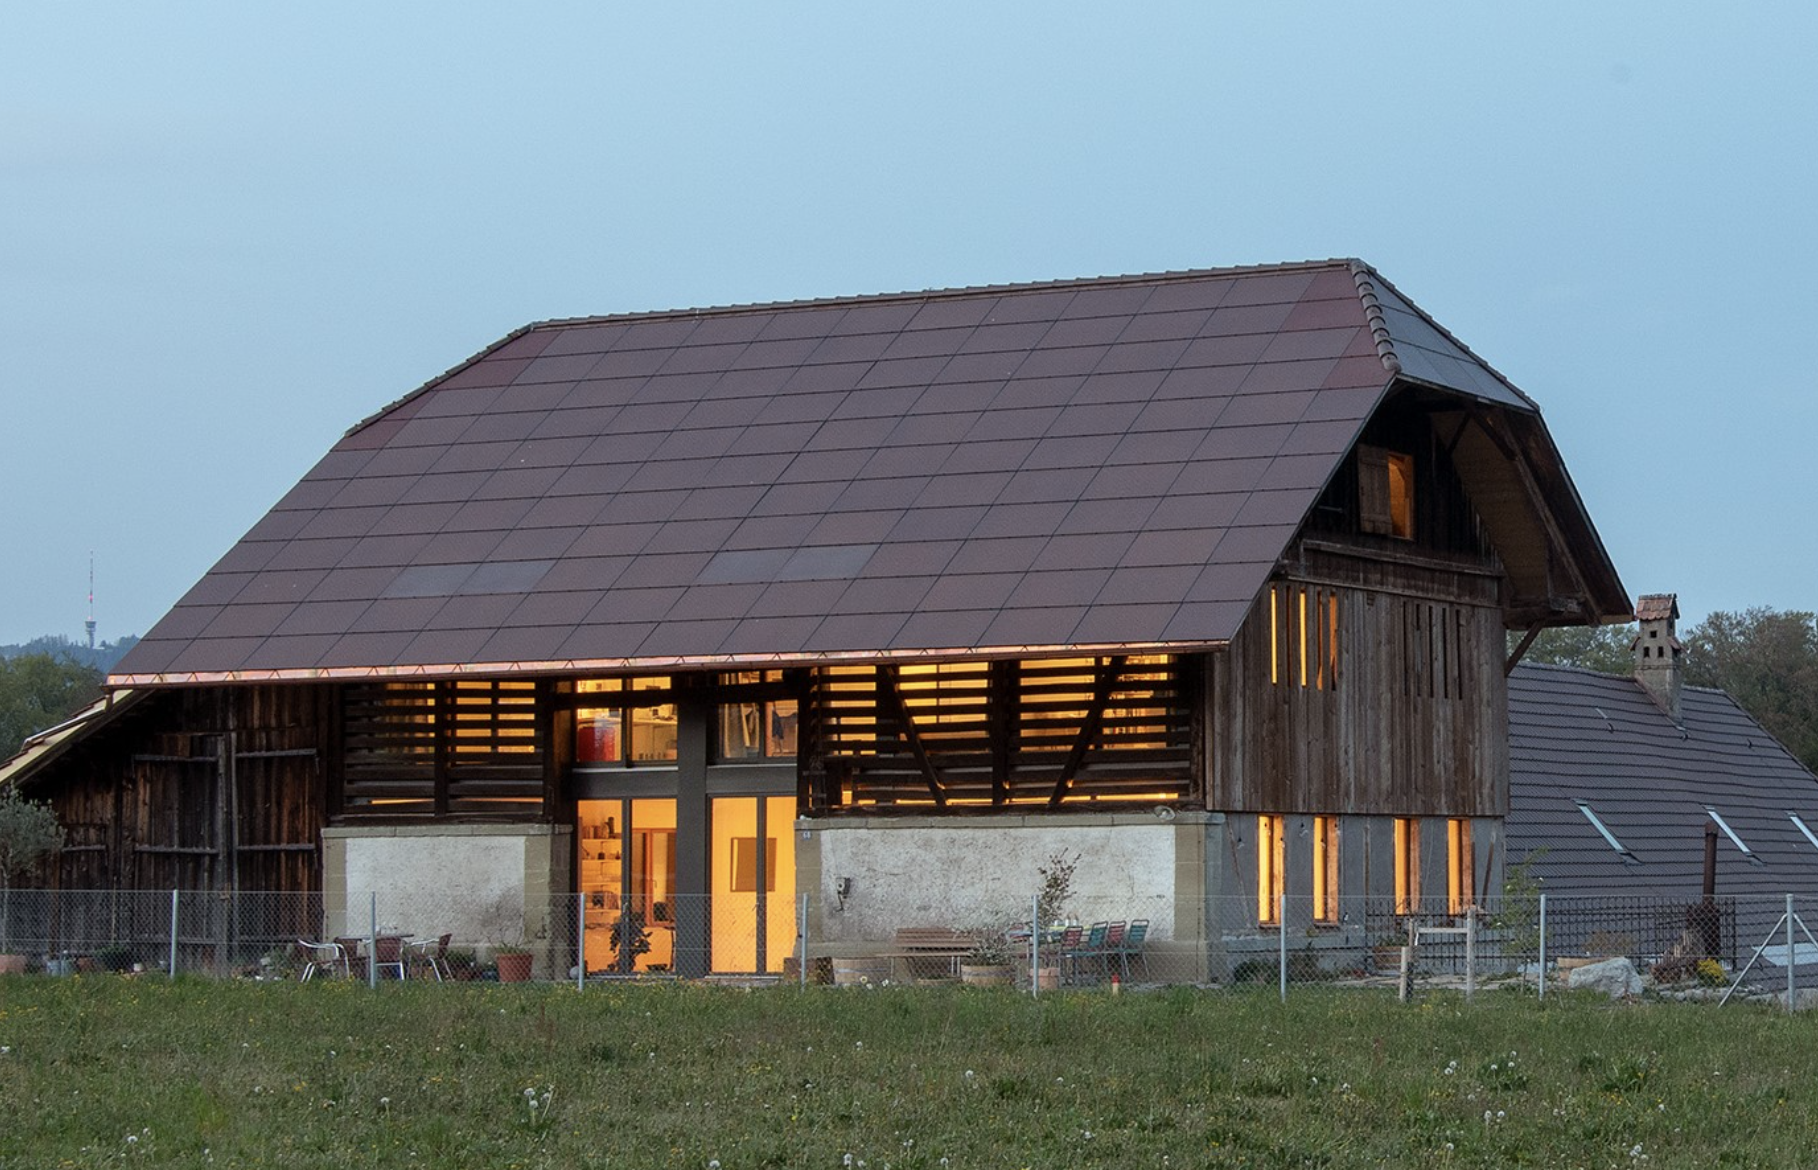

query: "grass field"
xmin=2 ymin=977 xmax=1816 ymax=1168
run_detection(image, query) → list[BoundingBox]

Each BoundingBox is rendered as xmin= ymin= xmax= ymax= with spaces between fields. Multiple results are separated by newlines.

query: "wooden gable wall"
xmin=1207 ymin=401 xmax=1511 ymax=819
xmin=33 ymin=686 xmax=328 ymax=894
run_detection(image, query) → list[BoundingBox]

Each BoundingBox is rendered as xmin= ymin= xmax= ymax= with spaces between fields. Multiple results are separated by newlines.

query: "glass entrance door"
xmin=709 ymin=796 xmax=797 ymax=974
xmin=578 ymin=798 xmax=676 ymax=974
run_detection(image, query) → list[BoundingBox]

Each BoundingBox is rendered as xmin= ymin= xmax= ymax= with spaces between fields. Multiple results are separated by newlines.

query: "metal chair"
xmin=1114 ymin=919 xmax=1150 ymax=981
xmin=1063 ymin=921 xmax=1109 ymax=984
xmin=373 ymin=934 xmax=407 ymax=981
xmin=297 ymin=938 xmax=347 ymax=981
xmin=335 ymin=937 xmax=368 ymax=980
xmin=408 ymin=933 xmax=453 ymax=982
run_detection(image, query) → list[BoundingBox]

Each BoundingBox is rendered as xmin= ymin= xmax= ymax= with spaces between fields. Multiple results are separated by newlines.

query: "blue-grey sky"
xmin=4 ymin=3 xmax=1814 ymax=646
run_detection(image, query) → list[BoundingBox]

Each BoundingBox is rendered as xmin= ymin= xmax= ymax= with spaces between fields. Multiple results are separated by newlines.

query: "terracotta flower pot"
xmin=496 ymin=951 xmax=533 ymax=982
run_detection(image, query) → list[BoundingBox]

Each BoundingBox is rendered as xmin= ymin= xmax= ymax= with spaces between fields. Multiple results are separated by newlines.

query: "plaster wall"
xmin=802 ymin=812 xmax=1213 ymax=946
xmin=322 ymin=825 xmax=572 ymax=959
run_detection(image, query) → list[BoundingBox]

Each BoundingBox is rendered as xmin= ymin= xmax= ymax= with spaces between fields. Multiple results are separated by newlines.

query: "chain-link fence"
xmin=4 ymin=888 xmax=1815 ymax=1005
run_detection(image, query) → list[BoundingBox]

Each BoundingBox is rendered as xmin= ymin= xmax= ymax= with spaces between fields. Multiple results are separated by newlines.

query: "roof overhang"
xmin=1421 ymin=388 xmax=1630 ymax=629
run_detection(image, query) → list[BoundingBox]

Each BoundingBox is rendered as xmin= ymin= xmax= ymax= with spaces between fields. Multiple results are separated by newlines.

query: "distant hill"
xmin=0 ymin=634 xmax=140 ymax=675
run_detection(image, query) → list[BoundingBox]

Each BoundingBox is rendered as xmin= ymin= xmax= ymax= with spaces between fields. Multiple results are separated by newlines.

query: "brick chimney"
xmin=1633 ymin=593 xmax=1683 ymax=722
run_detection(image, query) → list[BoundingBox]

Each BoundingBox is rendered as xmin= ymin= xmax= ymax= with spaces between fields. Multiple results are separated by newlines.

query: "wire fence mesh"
xmin=3 ymin=888 xmax=1815 ymax=1005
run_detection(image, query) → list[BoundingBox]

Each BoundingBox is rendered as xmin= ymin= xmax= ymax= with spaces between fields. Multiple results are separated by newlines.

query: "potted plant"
xmin=495 ymin=943 xmax=533 ymax=983
xmin=609 ymin=909 xmax=650 ymax=974
xmin=444 ymin=947 xmax=481 ymax=981
xmin=0 ymin=786 xmax=63 ymax=974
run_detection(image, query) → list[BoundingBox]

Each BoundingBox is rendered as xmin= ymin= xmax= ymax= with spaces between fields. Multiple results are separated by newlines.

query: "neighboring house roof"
xmin=113 ymin=259 xmax=1623 ymax=686
xmin=0 ymin=689 xmax=146 ymax=793
xmin=1508 ymin=662 xmax=1818 ymax=899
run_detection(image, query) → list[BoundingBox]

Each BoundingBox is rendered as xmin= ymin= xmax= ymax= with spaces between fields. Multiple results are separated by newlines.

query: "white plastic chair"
xmin=297 ymin=938 xmax=346 ymax=981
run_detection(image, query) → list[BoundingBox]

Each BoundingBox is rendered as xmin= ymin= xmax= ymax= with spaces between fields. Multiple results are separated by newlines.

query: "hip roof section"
xmin=115 ymin=259 xmax=1569 ymax=684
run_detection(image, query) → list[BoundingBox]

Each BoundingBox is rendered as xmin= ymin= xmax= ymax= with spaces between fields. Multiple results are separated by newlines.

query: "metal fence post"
xmin=1030 ymin=894 xmax=1040 ymax=999
xmin=1788 ymin=893 xmax=1796 ymax=1013
xmin=799 ymin=893 xmax=809 ymax=989
xmin=576 ymin=893 xmax=586 ymax=991
xmin=1465 ymin=906 xmax=1476 ymax=1002
xmin=369 ymin=892 xmax=378 ymax=990
xmin=168 ymin=889 xmax=179 ymax=979
xmin=1278 ymin=894 xmax=1288 ymax=1003
xmin=1537 ymin=893 xmax=1547 ymax=1001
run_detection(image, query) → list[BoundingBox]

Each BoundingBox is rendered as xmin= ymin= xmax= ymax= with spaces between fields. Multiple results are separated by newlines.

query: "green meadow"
xmin=2 ymin=977 xmax=1815 ymax=1168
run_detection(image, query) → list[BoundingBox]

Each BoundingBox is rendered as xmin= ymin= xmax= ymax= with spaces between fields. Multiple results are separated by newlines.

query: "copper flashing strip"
xmin=106 ymin=638 xmax=1230 ymax=689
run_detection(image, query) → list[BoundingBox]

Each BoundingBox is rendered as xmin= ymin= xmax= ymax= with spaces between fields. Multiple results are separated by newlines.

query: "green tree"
xmin=1509 ymin=622 xmax=1637 ymax=675
xmin=0 ymin=654 xmax=102 ymax=760
xmin=1683 ymin=607 xmax=1818 ymax=775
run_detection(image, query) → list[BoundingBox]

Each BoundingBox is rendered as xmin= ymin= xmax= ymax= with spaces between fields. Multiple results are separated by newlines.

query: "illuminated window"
xmin=575 ymin=677 xmax=676 ymax=765
xmin=1387 ymin=452 xmax=1414 ymax=539
xmin=1358 ymin=445 xmax=1415 ymax=540
xmin=1447 ymin=819 xmax=1475 ymax=914
xmin=1394 ymin=818 xmax=1420 ymax=915
xmin=1257 ymin=814 xmax=1285 ymax=925
xmin=718 ymin=671 xmax=800 ymax=761
xmin=1313 ymin=816 xmax=1338 ymax=923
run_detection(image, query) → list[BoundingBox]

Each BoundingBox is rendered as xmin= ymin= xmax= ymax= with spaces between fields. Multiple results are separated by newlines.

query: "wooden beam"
xmin=1504 ymin=620 xmax=1548 ymax=676
xmin=877 ymin=666 xmax=947 ymax=808
xmin=1047 ymin=656 xmax=1126 ymax=809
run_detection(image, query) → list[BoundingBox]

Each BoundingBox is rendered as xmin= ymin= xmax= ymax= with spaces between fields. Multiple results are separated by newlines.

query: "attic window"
xmin=1357 ymin=446 xmax=1415 ymax=540
xmin=1576 ymin=802 xmax=1638 ymax=862
xmin=1789 ymin=813 xmax=1818 ymax=852
xmin=1706 ymin=807 xmax=1758 ymax=861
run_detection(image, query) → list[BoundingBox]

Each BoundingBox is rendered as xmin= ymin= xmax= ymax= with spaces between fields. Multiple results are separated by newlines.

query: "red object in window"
xmin=578 ymin=714 xmax=620 ymax=763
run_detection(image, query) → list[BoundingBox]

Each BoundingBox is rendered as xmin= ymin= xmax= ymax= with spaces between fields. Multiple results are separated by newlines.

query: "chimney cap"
xmin=1635 ymin=594 xmax=1679 ymax=622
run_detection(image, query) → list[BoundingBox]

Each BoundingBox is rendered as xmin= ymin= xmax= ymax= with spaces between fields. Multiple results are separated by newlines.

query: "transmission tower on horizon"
xmin=86 ymin=554 xmax=97 ymax=651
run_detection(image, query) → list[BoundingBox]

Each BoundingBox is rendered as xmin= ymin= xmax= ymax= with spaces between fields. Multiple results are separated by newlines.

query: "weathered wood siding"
xmin=1208 ymin=539 xmax=1508 ymax=818
xmin=34 ymin=686 xmax=327 ymax=893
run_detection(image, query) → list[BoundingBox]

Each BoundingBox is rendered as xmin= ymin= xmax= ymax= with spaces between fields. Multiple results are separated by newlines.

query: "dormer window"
xmin=1358 ymin=446 xmax=1415 ymax=540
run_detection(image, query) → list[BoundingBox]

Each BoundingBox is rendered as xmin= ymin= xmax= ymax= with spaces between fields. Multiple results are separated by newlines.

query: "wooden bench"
xmin=876 ymin=927 xmax=975 ymax=980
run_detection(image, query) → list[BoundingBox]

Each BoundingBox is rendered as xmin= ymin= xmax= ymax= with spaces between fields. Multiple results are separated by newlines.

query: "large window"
xmin=1394 ymin=817 xmax=1420 ymax=915
xmin=717 ymin=671 xmax=800 ymax=761
xmin=1257 ymin=814 xmax=1285 ymax=926
xmin=575 ymin=677 xmax=676 ymax=765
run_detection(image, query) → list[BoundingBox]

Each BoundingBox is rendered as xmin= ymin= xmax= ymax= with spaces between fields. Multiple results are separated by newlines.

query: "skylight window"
xmin=1706 ymin=807 xmax=1761 ymax=863
xmin=1790 ymin=812 xmax=1818 ymax=852
xmin=1576 ymin=802 xmax=1638 ymax=863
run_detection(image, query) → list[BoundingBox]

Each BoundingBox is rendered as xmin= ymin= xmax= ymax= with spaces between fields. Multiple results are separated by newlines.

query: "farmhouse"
xmin=1507 ymin=595 xmax=1818 ymax=960
xmin=3 ymin=260 xmax=1630 ymax=978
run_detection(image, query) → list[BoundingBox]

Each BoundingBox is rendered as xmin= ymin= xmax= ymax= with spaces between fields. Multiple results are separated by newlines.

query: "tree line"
xmin=1520 ymin=607 xmax=1818 ymax=775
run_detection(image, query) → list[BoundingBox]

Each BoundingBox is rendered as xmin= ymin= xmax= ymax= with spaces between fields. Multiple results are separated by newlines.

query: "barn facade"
xmin=4 ymin=260 xmax=1628 ymax=977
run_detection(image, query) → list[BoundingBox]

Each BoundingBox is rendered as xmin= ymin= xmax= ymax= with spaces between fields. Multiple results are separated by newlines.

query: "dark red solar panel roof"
xmin=114 ymin=259 xmax=1538 ymax=683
